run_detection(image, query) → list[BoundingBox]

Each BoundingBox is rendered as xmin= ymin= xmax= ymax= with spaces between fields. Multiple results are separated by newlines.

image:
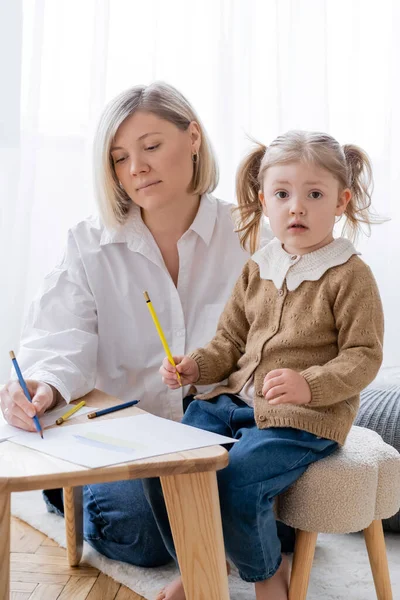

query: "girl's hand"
xmin=262 ymin=369 xmax=312 ymax=405
xmin=0 ymin=379 xmax=55 ymax=431
xmin=160 ymin=356 xmax=200 ymax=389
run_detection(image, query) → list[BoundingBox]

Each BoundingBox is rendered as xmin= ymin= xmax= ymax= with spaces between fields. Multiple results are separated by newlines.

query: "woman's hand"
xmin=0 ymin=379 xmax=55 ymax=431
xmin=262 ymin=369 xmax=312 ymax=405
xmin=160 ymin=356 xmax=200 ymax=389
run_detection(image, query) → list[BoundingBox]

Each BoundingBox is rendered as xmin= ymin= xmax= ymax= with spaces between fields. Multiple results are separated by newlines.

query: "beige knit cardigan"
xmin=190 ymin=255 xmax=384 ymax=445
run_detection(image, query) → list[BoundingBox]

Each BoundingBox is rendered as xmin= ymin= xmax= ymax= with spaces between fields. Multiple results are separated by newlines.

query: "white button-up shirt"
xmin=16 ymin=194 xmax=272 ymax=422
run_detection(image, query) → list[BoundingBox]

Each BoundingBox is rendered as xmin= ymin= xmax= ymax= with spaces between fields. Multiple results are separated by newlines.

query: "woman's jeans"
xmin=143 ymin=395 xmax=338 ymax=582
xmin=42 ymin=395 xmax=318 ymax=569
xmin=43 ymin=479 xmax=171 ymax=567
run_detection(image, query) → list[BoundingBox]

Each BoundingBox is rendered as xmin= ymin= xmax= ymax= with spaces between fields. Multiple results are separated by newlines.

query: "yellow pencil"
xmin=143 ymin=291 xmax=182 ymax=386
xmin=55 ymin=400 xmax=86 ymax=425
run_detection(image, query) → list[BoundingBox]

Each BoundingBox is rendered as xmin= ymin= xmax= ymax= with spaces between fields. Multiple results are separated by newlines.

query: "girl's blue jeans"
xmin=142 ymin=394 xmax=338 ymax=582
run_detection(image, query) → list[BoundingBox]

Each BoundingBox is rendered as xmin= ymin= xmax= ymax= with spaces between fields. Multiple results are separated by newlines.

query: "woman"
xmin=0 ymin=82 xmax=283 ymax=567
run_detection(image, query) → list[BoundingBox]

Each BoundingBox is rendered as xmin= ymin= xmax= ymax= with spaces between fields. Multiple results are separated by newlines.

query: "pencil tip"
xmin=40 ymin=432 xmax=44 ymax=439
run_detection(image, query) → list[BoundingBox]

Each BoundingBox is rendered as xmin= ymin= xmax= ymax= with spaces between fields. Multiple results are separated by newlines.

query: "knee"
xmin=84 ymin=509 xmax=170 ymax=566
xmin=83 ymin=481 xmax=170 ymax=566
xmin=181 ymin=400 xmax=203 ymax=425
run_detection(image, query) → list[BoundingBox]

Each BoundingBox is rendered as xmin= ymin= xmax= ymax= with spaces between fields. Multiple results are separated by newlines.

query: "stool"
xmin=277 ymin=426 xmax=400 ymax=600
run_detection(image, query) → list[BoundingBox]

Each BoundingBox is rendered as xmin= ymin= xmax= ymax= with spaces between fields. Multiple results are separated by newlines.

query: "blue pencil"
xmin=87 ymin=400 xmax=140 ymax=419
xmin=9 ymin=350 xmax=44 ymax=439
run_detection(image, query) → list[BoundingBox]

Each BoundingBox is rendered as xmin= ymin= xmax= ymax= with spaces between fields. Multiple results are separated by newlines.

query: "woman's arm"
xmin=15 ymin=230 xmax=99 ymax=404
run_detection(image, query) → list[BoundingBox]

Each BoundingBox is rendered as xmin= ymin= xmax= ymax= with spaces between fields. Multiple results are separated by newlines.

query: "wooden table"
xmin=0 ymin=389 xmax=230 ymax=599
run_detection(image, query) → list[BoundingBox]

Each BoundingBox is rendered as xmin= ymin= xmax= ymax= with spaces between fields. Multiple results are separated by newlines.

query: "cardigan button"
xmin=291 ymin=254 xmax=298 ymax=260
xmin=271 ymin=325 xmax=277 ymax=332
xmin=278 ymin=289 xmax=284 ymax=296
xmin=257 ymin=390 xmax=263 ymax=397
xmin=259 ymin=414 xmax=266 ymax=421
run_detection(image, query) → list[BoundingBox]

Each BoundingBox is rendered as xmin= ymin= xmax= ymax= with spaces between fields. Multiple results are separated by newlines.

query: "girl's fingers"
xmin=162 ymin=357 xmax=176 ymax=372
xmin=265 ymin=384 xmax=287 ymax=401
xmin=162 ymin=375 xmax=179 ymax=385
xmin=160 ymin=366 xmax=178 ymax=380
xmin=264 ymin=369 xmax=284 ymax=381
xmin=262 ymin=375 xmax=284 ymax=394
xmin=268 ymin=394 xmax=288 ymax=405
xmin=162 ymin=378 xmax=181 ymax=390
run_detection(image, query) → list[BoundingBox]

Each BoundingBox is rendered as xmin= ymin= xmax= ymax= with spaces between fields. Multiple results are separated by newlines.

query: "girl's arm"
xmin=301 ymin=259 xmax=384 ymax=407
xmin=188 ymin=261 xmax=253 ymax=385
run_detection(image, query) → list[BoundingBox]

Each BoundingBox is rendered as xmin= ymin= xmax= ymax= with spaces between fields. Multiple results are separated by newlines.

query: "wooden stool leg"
xmin=363 ymin=520 xmax=393 ymax=600
xmin=0 ymin=492 xmax=11 ymax=599
xmin=161 ymin=471 xmax=230 ymax=600
xmin=289 ymin=530 xmax=317 ymax=600
xmin=63 ymin=486 xmax=83 ymax=567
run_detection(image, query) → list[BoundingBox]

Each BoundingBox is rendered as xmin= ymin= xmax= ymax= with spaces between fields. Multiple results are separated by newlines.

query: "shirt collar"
xmin=99 ymin=193 xmax=217 ymax=250
xmin=252 ymin=237 xmax=360 ymax=291
xmin=187 ymin=193 xmax=217 ymax=245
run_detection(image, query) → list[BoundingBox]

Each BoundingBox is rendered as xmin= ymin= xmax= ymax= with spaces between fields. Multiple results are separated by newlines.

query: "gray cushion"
xmin=355 ymin=383 xmax=400 ymax=532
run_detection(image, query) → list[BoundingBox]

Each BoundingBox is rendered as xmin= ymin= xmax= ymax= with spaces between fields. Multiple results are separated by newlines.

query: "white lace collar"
xmin=252 ymin=237 xmax=360 ymax=291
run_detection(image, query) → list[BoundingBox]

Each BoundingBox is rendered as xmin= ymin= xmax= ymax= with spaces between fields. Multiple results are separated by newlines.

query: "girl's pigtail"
xmin=233 ymin=143 xmax=266 ymax=254
xmin=342 ymin=144 xmax=384 ymax=241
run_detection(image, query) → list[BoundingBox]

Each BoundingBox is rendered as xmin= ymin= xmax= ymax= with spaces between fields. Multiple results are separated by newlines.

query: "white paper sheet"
xmin=0 ymin=404 xmax=97 ymax=441
xmin=0 ymin=420 xmax=18 ymax=442
xmin=10 ymin=413 xmax=237 ymax=468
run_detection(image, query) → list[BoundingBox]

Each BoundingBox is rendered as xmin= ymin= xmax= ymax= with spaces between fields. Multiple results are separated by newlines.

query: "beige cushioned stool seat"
xmin=276 ymin=426 xmax=400 ymax=599
xmin=278 ymin=426 xmax=400 ymax=533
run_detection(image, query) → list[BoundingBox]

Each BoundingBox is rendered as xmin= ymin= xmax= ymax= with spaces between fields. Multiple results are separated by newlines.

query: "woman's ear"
xmin=336 ymin=188 xmax=352 ymax=216
xmin=259 ymin=190 xmax=267 ymax=216
xmin=188 ymin=121 xmax=201 ymax=154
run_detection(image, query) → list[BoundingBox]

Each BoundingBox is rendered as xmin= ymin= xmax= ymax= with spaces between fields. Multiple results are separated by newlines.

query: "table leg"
xmin=63 ymin=486 xmax=83 ymax=566
xmin=161 ymin=470 xmax=230 ymax=600
xmin=0 ymin=492 xmax=11 ymax=599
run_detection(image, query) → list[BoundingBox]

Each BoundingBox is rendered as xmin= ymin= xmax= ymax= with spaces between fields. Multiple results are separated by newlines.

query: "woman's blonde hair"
xmin=235 ymin=130 xmax=383 ymax=253
xmin=93 ymin=81 xmax=219 ymax=229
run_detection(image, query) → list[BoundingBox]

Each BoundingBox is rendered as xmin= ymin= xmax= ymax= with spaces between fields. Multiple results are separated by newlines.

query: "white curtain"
xmin=1 ymin=0 xmax=400 ymax=382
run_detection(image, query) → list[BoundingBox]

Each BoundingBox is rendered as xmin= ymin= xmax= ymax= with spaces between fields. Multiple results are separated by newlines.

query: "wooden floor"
xmin=10 ymin=517 xmax=146 ymax=600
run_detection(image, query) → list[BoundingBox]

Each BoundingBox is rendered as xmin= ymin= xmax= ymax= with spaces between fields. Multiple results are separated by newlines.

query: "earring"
xmin=119 ymin=181 xmax=124 ymax=190
xmin=192 ymin=152 xmax=198 ymax=164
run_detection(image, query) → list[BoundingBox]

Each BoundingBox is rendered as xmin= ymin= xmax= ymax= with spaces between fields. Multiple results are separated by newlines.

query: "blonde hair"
xmin=235 ymin=130 xmax=383 ymax=253
xmin=93 ymin=81 xmax=219 ymax=229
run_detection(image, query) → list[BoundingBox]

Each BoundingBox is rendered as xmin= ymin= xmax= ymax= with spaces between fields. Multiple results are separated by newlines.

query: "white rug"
xmin=11 ymin=490 xmax=400 ymax=600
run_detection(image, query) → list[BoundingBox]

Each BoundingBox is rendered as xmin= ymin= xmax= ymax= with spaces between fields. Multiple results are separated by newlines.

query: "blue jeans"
xmin=143 ymin=394 xmax=338 ymax=582
xmin=43 ymin=478 xmax=171 ymax=567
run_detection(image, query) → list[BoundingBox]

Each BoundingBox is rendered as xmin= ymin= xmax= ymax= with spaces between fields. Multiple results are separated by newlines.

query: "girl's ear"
xmin=336 ymin=188 xmax=352 ymax=216
xmin=259 ymin=190 xmax=267 ymax=216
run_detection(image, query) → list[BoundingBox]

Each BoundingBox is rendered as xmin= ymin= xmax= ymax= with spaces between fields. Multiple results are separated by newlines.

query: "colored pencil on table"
xmin=9 ymin=350 xmax=43 ymax=439
xmin=56 ymin=400 xmax=86 ymax=425
xmin=143 ymin=291 xmax=182 ymax=386
xmin=87 ymin=400 xmax=140 ymax=419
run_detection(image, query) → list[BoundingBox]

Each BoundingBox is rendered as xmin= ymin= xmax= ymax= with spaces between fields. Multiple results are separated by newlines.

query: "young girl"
xmin=146 ymin=130 xmax=384 ymax=600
